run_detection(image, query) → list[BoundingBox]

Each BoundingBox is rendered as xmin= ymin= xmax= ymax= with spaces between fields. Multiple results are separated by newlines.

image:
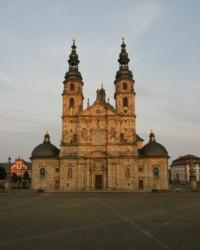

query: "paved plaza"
xmin=0 ymin=192 xmax=200 ymax=250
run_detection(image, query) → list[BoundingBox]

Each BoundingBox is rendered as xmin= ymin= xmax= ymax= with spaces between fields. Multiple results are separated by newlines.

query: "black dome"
xmin=65 ymin=69 xmax=82 ymax=81
xmin=141 ymin=132 xmax=168 ymax=157
xmin=31 ymin=133 xmax=59 ymax=159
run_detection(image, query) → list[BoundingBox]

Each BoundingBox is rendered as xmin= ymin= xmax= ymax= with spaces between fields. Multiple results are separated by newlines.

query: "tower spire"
xmin=64 ymin=39 xmax=82 ymax=81
xmin=115 ymin=38 xmax=133 ymax=82
xmin=118 ymin=37 xmax=129 ymax=68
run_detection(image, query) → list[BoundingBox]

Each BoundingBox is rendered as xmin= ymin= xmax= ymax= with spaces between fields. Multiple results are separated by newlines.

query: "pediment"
xmin=80 ymin=101 xmax=117 ymax=116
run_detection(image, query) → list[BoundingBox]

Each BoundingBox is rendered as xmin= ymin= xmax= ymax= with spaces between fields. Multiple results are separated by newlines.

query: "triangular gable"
xmin=80 ymin=101 xmax=117 ymax=116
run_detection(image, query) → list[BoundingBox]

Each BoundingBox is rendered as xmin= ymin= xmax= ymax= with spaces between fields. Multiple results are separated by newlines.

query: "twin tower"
xmin=61 ymin=38 xmax=136 ymax=148
xmin=31 ymin=39 xmax=169 ymax=191
xmin=62 ymin=38 xmax=135 ymax=123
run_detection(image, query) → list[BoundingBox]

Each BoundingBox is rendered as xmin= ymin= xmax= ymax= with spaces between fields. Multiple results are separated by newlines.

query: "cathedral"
xmin=31 ymin=39 xmax=169 ymax=191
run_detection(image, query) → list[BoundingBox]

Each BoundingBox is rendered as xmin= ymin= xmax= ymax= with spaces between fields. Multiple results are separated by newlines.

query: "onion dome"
xmin=141 ymin=131 xmax=168 ymax=157
xmin=64 ymin=39 xmax=82 ymax=81
xmin=115 ymin=38 xmax=133 ymax=82
xmin=31 ymin=133 xmax=59 ymax=159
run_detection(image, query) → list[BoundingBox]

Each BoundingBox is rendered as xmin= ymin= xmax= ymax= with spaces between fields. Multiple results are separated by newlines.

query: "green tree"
xmin=23 ymin=171 xmax=30 ymax=180
xmin=17 ymin=175 xmax=22 ymax=183
xmin=12 ymin=173 xmax=18 ymax=183
xmin=0 ymin=167 xmax=7 ymax=180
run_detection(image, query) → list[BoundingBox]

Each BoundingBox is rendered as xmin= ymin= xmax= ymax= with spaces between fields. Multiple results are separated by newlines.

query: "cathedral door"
xmin=139 ymin=180 xmax=144 ymax=189
xmin=95 ymin=175 xmax=103 ymax=189
xmin=55 ymin=180 xmax=60 ymax=190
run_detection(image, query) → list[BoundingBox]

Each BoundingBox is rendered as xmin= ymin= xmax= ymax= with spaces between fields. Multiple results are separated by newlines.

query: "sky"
xmin=0 ymin=0 xmax=199 ymax=163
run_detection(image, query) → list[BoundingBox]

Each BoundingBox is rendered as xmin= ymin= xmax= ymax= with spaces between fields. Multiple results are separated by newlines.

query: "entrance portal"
xmin=139 ymin=180 xmax=144 ymax=189
xmin=55 ymin=180 xmax=60 ymax=190
xmin=95 ymin=175 xmax=103 ymax=189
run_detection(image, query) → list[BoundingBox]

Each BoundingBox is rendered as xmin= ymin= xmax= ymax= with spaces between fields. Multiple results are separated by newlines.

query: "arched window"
xmin=125 ymin=167 xmax=130 ymax=178
xmin=70 ymin=83 xmax=75 ymax=91
xmin=123 ymin=97 xmax=128 ymax=107
xmin=40 ymin=168 xmax=45 ymax=178
xmin=110 ymin=128 xmax=116 ymax=139
xmin=123 ymin=82 xmax=128 ymax=90
xmin=69 ymin=98 xmax=75 ymax=108
xmin=68 ymin=168 xmax=72 ymax=178
xmin=153 ymin=167 xmax=159 ymax=179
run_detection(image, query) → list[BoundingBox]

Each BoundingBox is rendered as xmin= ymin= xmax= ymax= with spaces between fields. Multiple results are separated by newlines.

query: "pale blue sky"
xmin=0 ymin=0 xmax=199 ymax=162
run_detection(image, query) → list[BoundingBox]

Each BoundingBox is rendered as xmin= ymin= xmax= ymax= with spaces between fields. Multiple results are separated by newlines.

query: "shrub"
xmin=0 ymin=167 xmax=7 ymax=180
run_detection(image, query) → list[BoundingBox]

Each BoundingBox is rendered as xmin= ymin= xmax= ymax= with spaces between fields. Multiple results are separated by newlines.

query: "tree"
xmin=22 ymin=171 xmax=31 ymax=189
xmin=12 ymin=173 xmax=18 ymax=183
xmin=17 ymin=175 xmax=22 ymax=183
xmin=23 ymin=171 xmax=30 ymax=180
xmin=0 ymin=167 xmax=7 ymax=180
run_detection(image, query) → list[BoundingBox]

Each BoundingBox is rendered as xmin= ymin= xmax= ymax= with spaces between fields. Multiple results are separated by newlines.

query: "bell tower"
xmin=62 ymin=39 xmax=84 ymax=117
xmin=61 ymin=39 xmax=84 ymax=146
xmin=114 ymin=38 xmax=135 ymax=116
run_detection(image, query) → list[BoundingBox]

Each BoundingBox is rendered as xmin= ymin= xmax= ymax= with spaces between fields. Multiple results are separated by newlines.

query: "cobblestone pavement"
xmin=0 ymin=192 xmax=200 ymax=250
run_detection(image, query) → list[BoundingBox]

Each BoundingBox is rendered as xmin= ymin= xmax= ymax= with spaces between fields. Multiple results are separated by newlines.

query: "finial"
xmin=72 ymin=37 xmax=76 ymax=44
xmin=121 ymin=33 xmax=125 ymax=42
xmin=44 ymin=131 xmax=50 ymax=143
xmin=107 ymin=97 xmax=110 ymax=103
xmin=149 ymin=130 xmax=155 ymax=142
xmin=101 ymin=84 xmax=103 ymax=89
xmin=87 ymin=98 xmax=90 ymax=107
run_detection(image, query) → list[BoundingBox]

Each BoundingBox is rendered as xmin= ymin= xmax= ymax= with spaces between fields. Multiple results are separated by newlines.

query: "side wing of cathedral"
xmin=31 ymin=39 xmax=169 ymax=191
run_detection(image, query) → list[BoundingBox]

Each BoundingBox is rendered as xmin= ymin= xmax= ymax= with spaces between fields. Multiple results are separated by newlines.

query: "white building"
xmin=170 ymin=154 xmax=200 ymax=183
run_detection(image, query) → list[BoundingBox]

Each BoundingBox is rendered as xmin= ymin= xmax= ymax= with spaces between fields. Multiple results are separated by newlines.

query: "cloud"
xmin=0 ymin=72 xmax=20 ymax=93
xmin=130 ymin=2 xmax=160 ymax=38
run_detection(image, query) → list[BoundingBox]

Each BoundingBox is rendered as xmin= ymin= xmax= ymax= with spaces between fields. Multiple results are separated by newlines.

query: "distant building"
xmin=170 ymin=154 xmax=200 ymax=183
xmin=10 ymin=157 xmax=32 ymax=177
xmin=31 ymin=39 xmax=169 ymax=192
xmin=0 ymin=157 xmax=31 ymax=177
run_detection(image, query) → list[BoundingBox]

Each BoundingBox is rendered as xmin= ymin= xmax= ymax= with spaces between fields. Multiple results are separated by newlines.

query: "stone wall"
xmin=31 ymin=155 xmax=168 ymax=192
xmin=31 ymin=159 xmax=59 ymax=191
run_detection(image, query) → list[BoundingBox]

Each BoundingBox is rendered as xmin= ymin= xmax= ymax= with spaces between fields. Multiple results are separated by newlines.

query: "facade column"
xmin=107 ymin=164 xmax=110 ymax=190
xmin=103 ymin=169 xmax=107 ymax=190
xmin=91 ymin=169 xmax=94 ymax=190
xmin=86 ymin=164 xmax=90 ymax=190
xmin=77 ymin=163 xmax=79 ymax=190
xmin=116 ymin=163 xmax=120 ymax=190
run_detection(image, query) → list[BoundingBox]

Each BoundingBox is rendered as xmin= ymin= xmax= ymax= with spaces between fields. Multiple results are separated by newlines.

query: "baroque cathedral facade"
xmin=31 ymin=39 xmax=169 ymax=191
